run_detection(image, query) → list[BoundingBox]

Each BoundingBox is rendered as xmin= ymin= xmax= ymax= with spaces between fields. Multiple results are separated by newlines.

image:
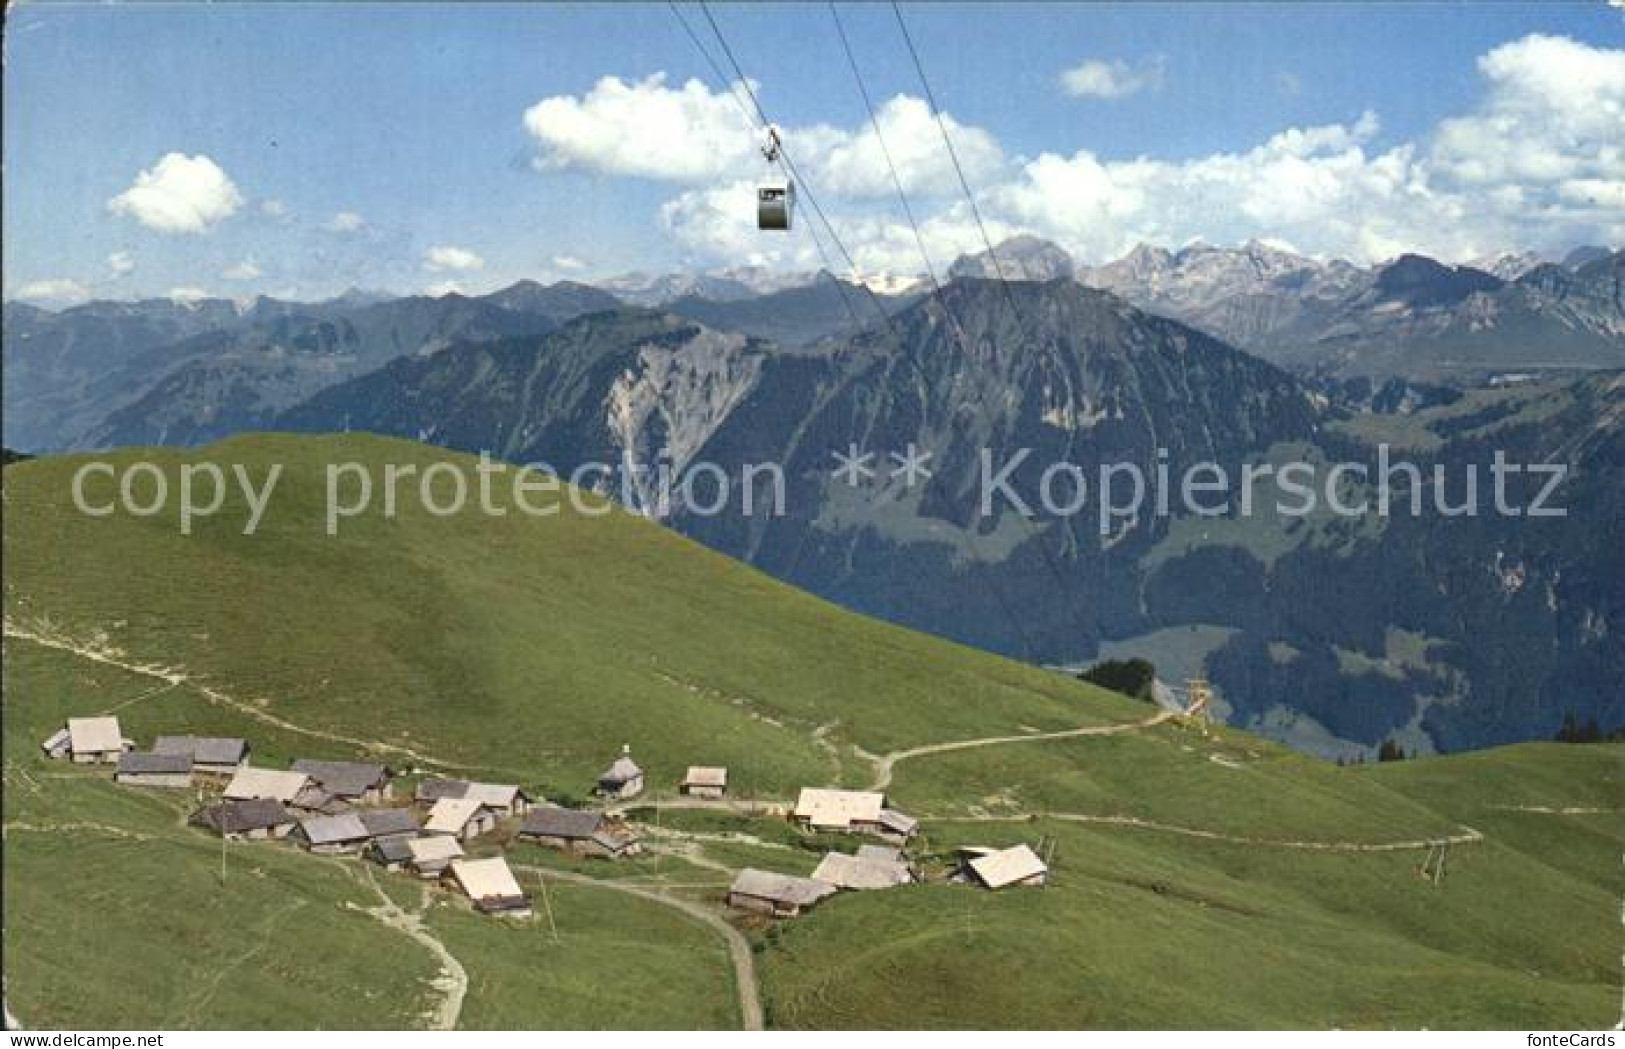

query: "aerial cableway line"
xmin=822 ymin=1 xmax=1047 ymax=662
xmin=828 ymin=1 xmax=971 ymax=353
xmin=830 ymin=2 xmax=1102 ymax=662
xmin=669 ymin=2 xmax=1097 ymax=665
xmin=691 ymin=1 xmax=910 ymax=344
xmin=665 ymin=1 xmax=865 ymax=334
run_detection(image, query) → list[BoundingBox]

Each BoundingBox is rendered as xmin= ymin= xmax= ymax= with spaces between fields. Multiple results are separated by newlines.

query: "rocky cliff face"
xmin=605 ymin=328 xmax=765 ymax=514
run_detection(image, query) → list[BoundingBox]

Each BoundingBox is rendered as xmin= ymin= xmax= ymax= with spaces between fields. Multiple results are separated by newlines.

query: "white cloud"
xmin=525 ymin=73 xmax=756 ymax=182
xmin=107 ymin=153 xmax=242 ymax=234
xmin=106 ymin=251 xmax=135 ymax=279
xmin=1431 ymin=34 xmax=1624 ymax=193
xmin=423 ymin=245 xmax=485 ymax=272
xmin=1059 ymin=57 xmax=1166 ymax=100
xmin=809 ymin=95 xmax=1004 ymax=198
xmin=167 ymin=286 xmax=214 ymax=304
xmin=327 ymin=211 xmax=365 ymax=233
xmin=261 ymin=199 xmax=289 ymax=219
xmin=980 ymin=110 xmax=1475 ymax=265
xmin=551 ymin=255 xmax=588 ymax=271
xmin=425 ymin=280 xmax=466 ymax=297
xmin=661 ymin=33 xmax=1623 ymax=271
xmin=523 ymin=75 xmax=1000 ymax=198
xmin=16 ymin=279 xmax=90 ymax=304
xmin=222 ymin=258 xmax=262 ymax=281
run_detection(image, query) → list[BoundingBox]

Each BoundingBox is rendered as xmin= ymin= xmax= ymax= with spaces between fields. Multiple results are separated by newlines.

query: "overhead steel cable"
xmin=884 ymin=1 xmax=1103 ymax=661
xmin=694 ymin=0 xmax=904 ymax=341
xmin=694 ymin=1 xmax=961 ymax=422
xmin=828 ymin=2 xmax=971 ymax=352
xmin=679 ymin=2 xmax=1056 ymax=663
xmin=666 ymin=1 xmax=866 ymax=337
xmin=826 ymin=2 xmax=1049 ymax=663
xmin=889 ymin=0 xmax=1026 ymax=331
xmin=668 ymin=0 xmax=905 ymax=614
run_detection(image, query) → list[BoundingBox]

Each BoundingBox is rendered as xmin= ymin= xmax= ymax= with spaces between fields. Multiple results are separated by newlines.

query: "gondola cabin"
xmin=758 ymin=181 xmax=794 ymax=230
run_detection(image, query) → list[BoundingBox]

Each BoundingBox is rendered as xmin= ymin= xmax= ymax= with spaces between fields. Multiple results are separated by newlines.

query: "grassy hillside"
xmin=3 ymin=434 xmax=1618 ymax=1029
xmin=2 ymin=642 xmax=738 ymax=1030
xmin=3 ymin=434 xmax=1139 ymax=799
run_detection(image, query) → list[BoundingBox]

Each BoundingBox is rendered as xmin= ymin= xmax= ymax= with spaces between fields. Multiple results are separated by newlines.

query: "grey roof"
xmin=415 ymin=778 xmax=471 ymax=803
xmin=372 ymin=836 xmax=416 ymax=864
xmin=729 ymin=868 xmax=838 ymax=908
xmin=519 ymin=807 xmax=603 ymax=840
xmin=878 ymin=809 xmax=919 ymax=836
xmin=407 ymin=836 xmax=465 ymax=865
xmin=449 ymin=857 xmax=526 ymax=903
xmin=359 ymin=808 xmax=419 ymax=838
xmin=599 ymin=749 xmax=643 ymax=785
xmin=463 ymin=782 xmax=526 ymax=808
xmin=224 ymin=767 xmax=311 ymax=803
xmin=117 ymin=751 xmax=192 ymax=776
xmin=298 ymin=813 xmax=371 ymax=845
xmin=794 ymin=788 xmax=885 ymax=828
xmin=155 ymin=735 xmax=248 ymax=765
xmin=856 ymin=844 xmax=905 ymax=865
xmin=591 ymin=829 xmax=638 ymax=853
xmin=811 ymin=851 xmax=913 ymax=890
xmin=291 ymin=759 xmax=388 ymax=798
xmin=292 ymin=784 xmax=346 ymax=813
xmin=682 ymin=766 xmax=727 ymax=788
xmin=416 ymin=779 xmax=526 ymax=808
xmin=424 ymin=797 xmax=489 ymax=834
xmin=192 ymin=798 xmax=294 ymax=834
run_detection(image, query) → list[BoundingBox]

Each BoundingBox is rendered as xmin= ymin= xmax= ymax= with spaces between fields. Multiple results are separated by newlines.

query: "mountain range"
xmin=269 ymin=278 xmax=1623 ymax=756
xmin=5 ymin=242 xmax=1622 ymax=756
xmin=1072 ymin=241 xmax=1624 ymax=381
xmin=9 ymin=240 xmax=1620 ymax=453
xmin=4 ymin=281 xmax=621 ymax=451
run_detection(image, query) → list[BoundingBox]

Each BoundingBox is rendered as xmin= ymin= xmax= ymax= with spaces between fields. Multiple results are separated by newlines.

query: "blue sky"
xmin=5 ymin=2 xmax=1622 ymax=304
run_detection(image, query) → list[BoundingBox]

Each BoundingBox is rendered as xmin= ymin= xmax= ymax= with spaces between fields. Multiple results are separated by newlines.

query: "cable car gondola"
xmin=756 ymin=125 xmax=794 ymax=231
xmin=758 ymin=182 xmax=794 ymax=231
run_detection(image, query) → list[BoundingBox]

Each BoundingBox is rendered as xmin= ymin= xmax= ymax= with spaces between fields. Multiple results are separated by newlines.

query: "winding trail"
xmin=867 ymin=691 xmax=1206 ymax=791
xmin=4 ymin=619 xmax=478 ymax=772
xmin=349 ymin=866 xmax=468 ymax=1031
xmin=3 ymin=820 xmax=155 ymax=842
xmin=514 ymin=864 xmax=763 ymax=1032
xmin=1487 ymin=804 xmax=1619 ymax=816
xmin=923 ymin=812 xmax=1485 ymax=852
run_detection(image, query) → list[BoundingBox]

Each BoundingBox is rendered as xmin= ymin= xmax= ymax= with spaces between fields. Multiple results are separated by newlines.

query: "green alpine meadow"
xmin=4 ymin=438 xmax=1617 ymax=1029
